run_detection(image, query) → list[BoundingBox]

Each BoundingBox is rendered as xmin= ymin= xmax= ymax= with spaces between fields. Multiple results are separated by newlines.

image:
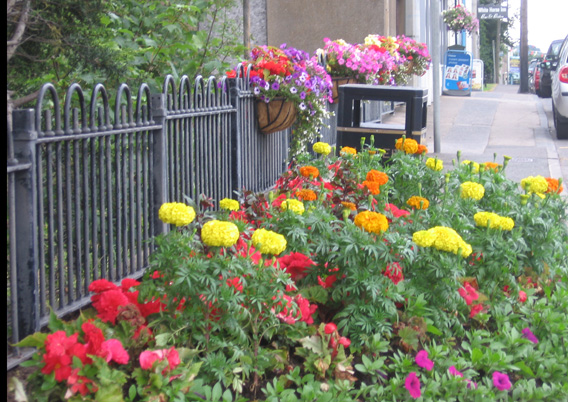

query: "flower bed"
xmin=14 ymin=138 xmax=568 ymax=401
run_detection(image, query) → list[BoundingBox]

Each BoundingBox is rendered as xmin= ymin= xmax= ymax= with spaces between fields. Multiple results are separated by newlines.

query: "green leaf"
xmin=514 ymin=361 xmax=536 ymax=377
xmin=427 ymin=324 xmax=443 ymax=336
xmin=14 ymin=332 xmax=47 ymax=348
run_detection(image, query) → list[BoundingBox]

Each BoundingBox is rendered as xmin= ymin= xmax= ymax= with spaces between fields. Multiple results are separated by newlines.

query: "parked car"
xmin=551 ymin=35 xmax=568 ymax=139
xmin=539 ymin=38 xmax=564 ymax=98
xmin=528 ymin=58 xmax=541 ymax=94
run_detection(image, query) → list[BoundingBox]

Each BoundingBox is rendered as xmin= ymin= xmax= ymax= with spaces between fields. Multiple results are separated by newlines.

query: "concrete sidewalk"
xmin=423 ymin=85 xmax=567 ymax=195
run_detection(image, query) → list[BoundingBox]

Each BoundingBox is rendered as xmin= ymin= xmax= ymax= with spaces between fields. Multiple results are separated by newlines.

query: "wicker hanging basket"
xmin=255 ymin=97 xmax=297 ymax=134
xmin=331 ymin=77 xmax=357 ymax=103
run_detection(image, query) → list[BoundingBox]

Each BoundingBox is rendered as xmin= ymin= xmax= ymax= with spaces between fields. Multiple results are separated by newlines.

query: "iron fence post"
xmin=150 ymin=93 xmax=168 ymax=237
xmin=12 ymin=108 xmax=40 ymax=338
xmin=228 ymin=79 xmax=241 ymax=197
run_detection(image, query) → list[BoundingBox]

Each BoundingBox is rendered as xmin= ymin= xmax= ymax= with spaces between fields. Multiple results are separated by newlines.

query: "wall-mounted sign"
xmin=477 ymin=5 xmax=508 ymax=20
xmin=443 ymin=50 xmax=473 ymax=97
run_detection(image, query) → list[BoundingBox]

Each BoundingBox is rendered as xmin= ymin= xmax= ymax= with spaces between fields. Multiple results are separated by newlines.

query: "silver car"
xmin=551 ymin=35 xmax=568 ymax=139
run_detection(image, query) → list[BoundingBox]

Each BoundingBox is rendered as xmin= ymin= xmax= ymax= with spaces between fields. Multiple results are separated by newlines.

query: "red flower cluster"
xmin=383 ymin=262 xmax=404 ymax=285
xmin=278 ymin=252 xmax=316 ymax=282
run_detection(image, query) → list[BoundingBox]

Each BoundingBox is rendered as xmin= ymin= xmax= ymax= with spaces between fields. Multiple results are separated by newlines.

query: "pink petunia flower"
xmin=448 ymin=365 xmax=464 ymax=377
xmin=492 ymin=371 xmax=512 ymax=391
xmin=521 ymin=327 xmax=539 ymax=344
xmin=415 ymin=350 xmax=434 ymax=371
xmin=405 ymin=372 xmax=421 ymax=399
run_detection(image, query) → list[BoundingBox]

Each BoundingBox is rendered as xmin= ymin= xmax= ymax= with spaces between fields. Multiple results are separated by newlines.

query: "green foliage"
xmin=8 ymin=0 xmax=246 ymax=105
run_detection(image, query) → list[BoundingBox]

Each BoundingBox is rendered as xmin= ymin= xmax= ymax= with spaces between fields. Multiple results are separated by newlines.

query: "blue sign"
xmin=443 ymin=50 xmax=473 ymax=96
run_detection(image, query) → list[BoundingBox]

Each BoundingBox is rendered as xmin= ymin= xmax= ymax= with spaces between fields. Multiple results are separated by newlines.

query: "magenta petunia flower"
xmin=448 ymin=365 xmax=464 ymax=377
xmin=521 ymin=327 xmax=539 ymax=344
xmin=415 ymin=350 xmax=434 ymax=371
xmin=405 ymin=372 xmax=421 ymax=399
xmin=493 ymin=371 xmax=512 ymax=391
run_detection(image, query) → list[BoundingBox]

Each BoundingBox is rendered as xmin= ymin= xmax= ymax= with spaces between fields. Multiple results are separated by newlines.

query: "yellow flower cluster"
xmin=412 ymin=226 xmax=472 ymax=258
xmin=354 ymin=210 xmax=389 ymax=234
xmin=158 ymin=202 xmax=196 ymax=227
xmin=474 ymin=211 xmax=515 ymax=231
xmin=406 ymin=196 xmax=430 ymax=210
xmin=461 ymin=160 xmax=480 ymax=173
xmin=251 ymin=228 xmax=287 ymax=255
xmin=281 ymin=199 xmax=305 ymax=215
xmin=219 ymin=198 xmax=240 ymax=211
xmin=313 ymin=142 xmax=332 ymax=156
xmin=201 ymin=220 xmax=240 ymax=247
xmin=460 ymin=181 xmax=485 ymax=200
xmin=521 ymin=175 xmax=549 ymax=195
xmin=426 ymin=158 xmax=443 ymax=172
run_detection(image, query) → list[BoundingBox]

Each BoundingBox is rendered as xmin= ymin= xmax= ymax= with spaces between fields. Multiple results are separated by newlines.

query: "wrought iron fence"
xmin=6 ymin=71 xmax=398 ymax=369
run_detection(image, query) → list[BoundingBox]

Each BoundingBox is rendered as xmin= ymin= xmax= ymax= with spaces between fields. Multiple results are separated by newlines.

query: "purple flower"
xmin=405 ymin=372 xmax=421 ymax=399
xmin=493 ymin=371 xmax=512 ymax=391
xmin=521 ymin=327 xmax=539 ymax=344
xmin=415 ymin=350 xmax=434 ymax=371
xmin=299 ymin=91 xmax=306 ymax=100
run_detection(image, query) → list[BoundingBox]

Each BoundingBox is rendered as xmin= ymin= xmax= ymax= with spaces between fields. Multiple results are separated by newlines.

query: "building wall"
xmin=265 ymin=0 xmax=395 ymax=54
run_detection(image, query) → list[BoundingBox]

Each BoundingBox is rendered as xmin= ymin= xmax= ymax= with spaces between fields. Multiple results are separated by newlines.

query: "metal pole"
xmin=243 ymin=0 xmax=251 ymax=58
xmin=519 ymin=0 xmax=529 ymax=92
xmin=431 ymin=0 xmax=441 ymax=152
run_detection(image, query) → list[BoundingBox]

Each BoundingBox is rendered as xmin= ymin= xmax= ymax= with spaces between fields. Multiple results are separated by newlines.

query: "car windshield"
xmin=547 ymin=40 xmax=563 ymax=59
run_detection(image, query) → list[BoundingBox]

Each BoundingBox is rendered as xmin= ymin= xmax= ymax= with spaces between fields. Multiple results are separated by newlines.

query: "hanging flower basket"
xmin=331 ymin=77 xmax=358 ymax=103
xmin=255 ymin=97 xmax=297 ymax=134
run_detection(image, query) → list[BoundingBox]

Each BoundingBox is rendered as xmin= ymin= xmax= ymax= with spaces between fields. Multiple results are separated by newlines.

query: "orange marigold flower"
xmin=299 ymin=166 xmax=320 ymax=179
xmin=363 ymin=180 xmax=381 ymax=195
xmin=366 ymin=170 xmax=389 ymax=185
xmin=481 ymin=162 xmax=500 ymax=172
xmin=395 ymin=138 xmax=419 ymax=154
xmin=295 ymin=189 xmax=317 ymax=201
xmin=354 ymin=210 xmax=389 ymax=234
xmin=545 ymin=177 xmax=563 ymax=194
xmin=340 ymin=146 xmax=357 ymax=155
xmin=406 ymin=196 xmax=429 ymax=210
xmin=416 ymin=144 xmax=428 ymax=154
xmin=341 ymin=201 xmax=357 ymax=211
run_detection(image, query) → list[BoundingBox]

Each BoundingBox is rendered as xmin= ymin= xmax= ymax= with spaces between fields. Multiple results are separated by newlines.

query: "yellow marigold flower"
xmin=281 ymin=199 xmax=305 ymax=215
xmin=545 ymin=177 xmax=563 ymax=194
xmin=366 ymin=170 xmax=389 ymax=185
xmin=341 ymin=201 xmax=357 ymax=211
xmin=363 ymin=180 xmax=381 ymax=195
xmin=201 ymin=220 xmax=240 ymax=247
xmin=412 ymin=226 xmax=472 ymax=258
xmin=461 ymin=160 xmax=480 ymax=174
xmin=354 ymin=211 xmax=389 ymax=234
xmin=295 ymin=189 xmax=317 ymax=201
xmin=406 ymin=196 xmax=430 ymax=210
xmin=395 ymin=138 xmax=419 ymax=154
xmin=313 ymin=142 xmax=332 ymax=156
xmin=251 ymin=228 xmax=287 ymax=255
xmin=474 ymin=211 xmax=515 ymax=231
xmin=299 ymin=166 xmax=320 ymax=179
xmin=425 ymin=158 xmax=443 ymax=171
xmin=219 ymin=198 xmax=240 ymax=211
xmin=158 ymin=202 xmax=196 ymax=226
xmin=460 ymin=181 xmax=485 ymax=200
xmin=521 ymin=175 xmax=549 ymax=195
xmin=340 ymin=146 xmax=357 ymax=156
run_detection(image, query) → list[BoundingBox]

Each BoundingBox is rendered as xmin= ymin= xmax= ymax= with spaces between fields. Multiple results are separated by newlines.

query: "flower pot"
xmin=255 ymin=98 xmax=297 ymax=134
xmin=331 ymin=77 xmax=357 ymax=103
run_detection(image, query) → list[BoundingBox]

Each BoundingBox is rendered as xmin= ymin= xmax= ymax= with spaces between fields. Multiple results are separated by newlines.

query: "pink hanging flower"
xmin=458 ymin=282 xmax=479 ymax=306
xmin=324 ymin=322 xmax=338 ymax=334
xmin=405 ymin=372 xmax=422 ymax=399
xmin=139 ymin=347 xmax=181 ymax=374
xmin=415 ymin=350 xmax=434 ymax=371
xmin=99 ymin=339 xmax=130 ymax=365
xmin=448 ymin=365 xmax=464 ymax=377
xmin=470 ymin=303 xmax=484 ymax=318
xmin=518 ymin=290 xmax=527 ymax=303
